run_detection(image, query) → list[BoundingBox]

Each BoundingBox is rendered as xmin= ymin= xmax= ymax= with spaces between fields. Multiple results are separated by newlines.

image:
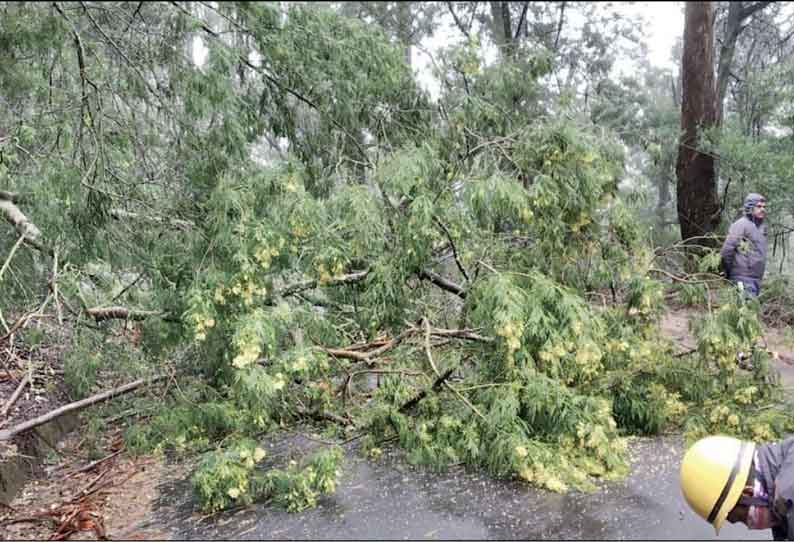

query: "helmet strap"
xmin=707 ymin=442 xmax=751 ymax=524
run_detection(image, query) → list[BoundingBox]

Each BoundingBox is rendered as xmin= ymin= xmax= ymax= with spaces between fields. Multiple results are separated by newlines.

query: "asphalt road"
xmin=149 ymin=433 xmax=769 ymax=540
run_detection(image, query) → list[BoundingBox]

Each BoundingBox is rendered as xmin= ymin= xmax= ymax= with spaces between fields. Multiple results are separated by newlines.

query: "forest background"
xmin=2 ymin=0 xmax=794 ymax=518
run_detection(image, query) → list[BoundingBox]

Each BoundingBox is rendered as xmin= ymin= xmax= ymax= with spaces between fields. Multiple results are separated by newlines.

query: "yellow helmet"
xmin=680 ymin=435 xmax=755 ymax=533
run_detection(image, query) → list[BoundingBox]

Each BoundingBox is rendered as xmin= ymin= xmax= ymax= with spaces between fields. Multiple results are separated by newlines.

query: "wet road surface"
xmin=149 ymin=433 xmax=769 ymax=540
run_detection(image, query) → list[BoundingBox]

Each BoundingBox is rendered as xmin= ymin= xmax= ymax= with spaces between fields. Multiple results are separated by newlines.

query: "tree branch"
xmin=554 ymin=1 xmax=566 ymax=51
xmin=433 ymin=216 xmax=470 ymax=282
xmin=86 ymin=306 xmax=162 ymax=322
xmin=278 ymin=270 xmax=369 ymax=299
xmin=740 ymin=1 xmax=772 ymax=20
xmin=423 ymin=318 xmax=486 ymax=422
xmin=399 ymin=367 xmax=455 ymax=413
xmin=418 ymin=269 xmax=466 ymax=299
xmin=446 ymin=1 xmax=471 ymax=40
xmin=0 ymin=194 xmax=51 ymax=255
xmin=0 ymin=375 xmax=167 ymax=441
xmin=109 ymin=209 xmax=194 ymax=231
xmin=513 ymin=1 xmax=530 ymax=41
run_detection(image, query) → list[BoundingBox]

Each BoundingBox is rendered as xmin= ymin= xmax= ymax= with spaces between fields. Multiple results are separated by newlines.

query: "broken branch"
xmin=1 ymin=373 xmax=30 ymax=417
xmin=0 ymin=234 xmax=25 ymax=284
xmin=418 ymin=269 xmax=466 ymax=298
xmin=0 ymin=374 xmax=166 ymax=441
xmin=423 ymin=318 xmax=486 ymax=422
xmin=86 ymin=306 xmax=162 ymax=322
xmin=399 ymin=367 xmax=455 ymax=413
xmin=321 ymin=329 xmax=411 ymax=365
xmin=109 ymin=208 xmax=194 ymax=231
xmin=433 ymin=216 xmax=470 ymax=282
xmin=0 ymin=195 xmax=52 ymax=255
xmin=65 ymin=449 xmax=123 ymax=477
xmin=278 ymin=270 xmax=369 ymax=298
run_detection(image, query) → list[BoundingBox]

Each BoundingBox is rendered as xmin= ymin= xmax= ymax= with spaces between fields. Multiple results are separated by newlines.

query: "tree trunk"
xmin=715 ymin=2 xmax=771 ymax=126
xmin=676 ymin=1 xmax=720 ymax=245
xmin=656 ymin=170 xmax=671 ymax=226
xmin=396 ymin=1 xmax=412 ymax=67
xmin=489 ymin=1 xmax=515 ymax=60
xmin=716 ymin=2 xmax=743 ymax=126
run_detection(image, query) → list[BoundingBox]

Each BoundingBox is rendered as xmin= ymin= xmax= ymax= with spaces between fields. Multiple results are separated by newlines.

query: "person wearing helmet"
xmin=720 ymin=193 xmax=768 ymax=298
xmin=681 ymin=434 xmax=794 ymax=540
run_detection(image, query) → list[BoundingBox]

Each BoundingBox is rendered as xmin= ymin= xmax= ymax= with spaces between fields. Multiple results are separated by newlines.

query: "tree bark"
xmin=676 ymin=1 xmax=720 ymax=245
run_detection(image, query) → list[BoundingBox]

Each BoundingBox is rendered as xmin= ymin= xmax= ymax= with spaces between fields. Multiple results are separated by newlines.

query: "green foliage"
xmin=693 ymin=299 xmax=763 ymax=375
xmin=675 ymin=283 xmax=708 ymax=308
xmin=63 ymin=346 xmax=103 ymax=400
xmin=63 ymin=327 xmax=151 ymax=400
xmin=125 ymin=397 xmax=248 ymax=456
xmin=467 ymin=271 xmax=606 ymax=383
xmin=192 ymin=442 xmax=342 ymax=514
xmin=263 ymin=447 xmax=343 ymax=512
xmin=192 ymin=438 xmax=268 ymax=512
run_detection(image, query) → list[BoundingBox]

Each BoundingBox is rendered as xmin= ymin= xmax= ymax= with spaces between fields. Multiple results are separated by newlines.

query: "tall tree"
xmin=715 ymin=1 xmax=772 ymax=125
xmin=676 ymin=1 xmax=720 ymax=244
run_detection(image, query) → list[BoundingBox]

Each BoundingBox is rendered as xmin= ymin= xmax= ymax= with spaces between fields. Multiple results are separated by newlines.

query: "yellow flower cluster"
xmin=573 ymin=341 xmax=603 ymax=378
xmin=255 ymin=246 xmax=278 ymax=270
xmin=316 ymin=259 xmax=345 ymax=285
xmin=191 ymin=312 xmax=215 ymax=342
xmin=214 ymin=287 xmax=226 ymax=305
xmin=570 ymin=212 xmax=591 ymax=233
xmin=664 ymin=393 xmax=687 ymax=418
xmin=734 ymin=386 xmax=758 ymax=406
xmin=518 ymin=465 xmax=567 ymax=493
xmin=607 ymin=339 xmax=630 ymax=353
xmin=230 ymin=279 xmax=267 ymax=306
xmin=232 ymin=342 xmax=261 ymax=368
xmin=236 ymin=446 xmax=267 ymax=469
xmin=369 ymin=447 xmax=383 ymax=459
xmin=496 ymin=321 xmax=524 ymax=354
xmin=576 ymin=423 xmax=609 ymax=458
xmin=752 ymin=424 xmax=776 ymax=442
xmin=291 ymin=355 xmax=308 ymax=373
xmin=709 ymin=404 xmax=740 ymax=427
xmin=290 ymin=218 xmax=307 ymax=238
xmin=538 ymin=341 xmax=567 ymax=364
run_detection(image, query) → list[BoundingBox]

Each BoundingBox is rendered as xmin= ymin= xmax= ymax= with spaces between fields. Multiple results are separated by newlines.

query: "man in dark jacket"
xmin=720 ymin=193 xmax=768 ymax=297
xmin=681 ymin=434 xmax=794 ymax=540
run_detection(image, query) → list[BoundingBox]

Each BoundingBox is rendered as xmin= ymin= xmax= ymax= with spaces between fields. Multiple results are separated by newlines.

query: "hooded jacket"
xmin=720 ymin=193 xmax=767 ymax=282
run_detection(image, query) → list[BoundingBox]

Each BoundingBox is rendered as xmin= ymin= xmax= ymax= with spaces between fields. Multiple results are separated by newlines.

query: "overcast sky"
xmin=626 ymin=1 xmax=684 ymax=70
xmin=412 ymin=1 xmax=685 ymax=99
